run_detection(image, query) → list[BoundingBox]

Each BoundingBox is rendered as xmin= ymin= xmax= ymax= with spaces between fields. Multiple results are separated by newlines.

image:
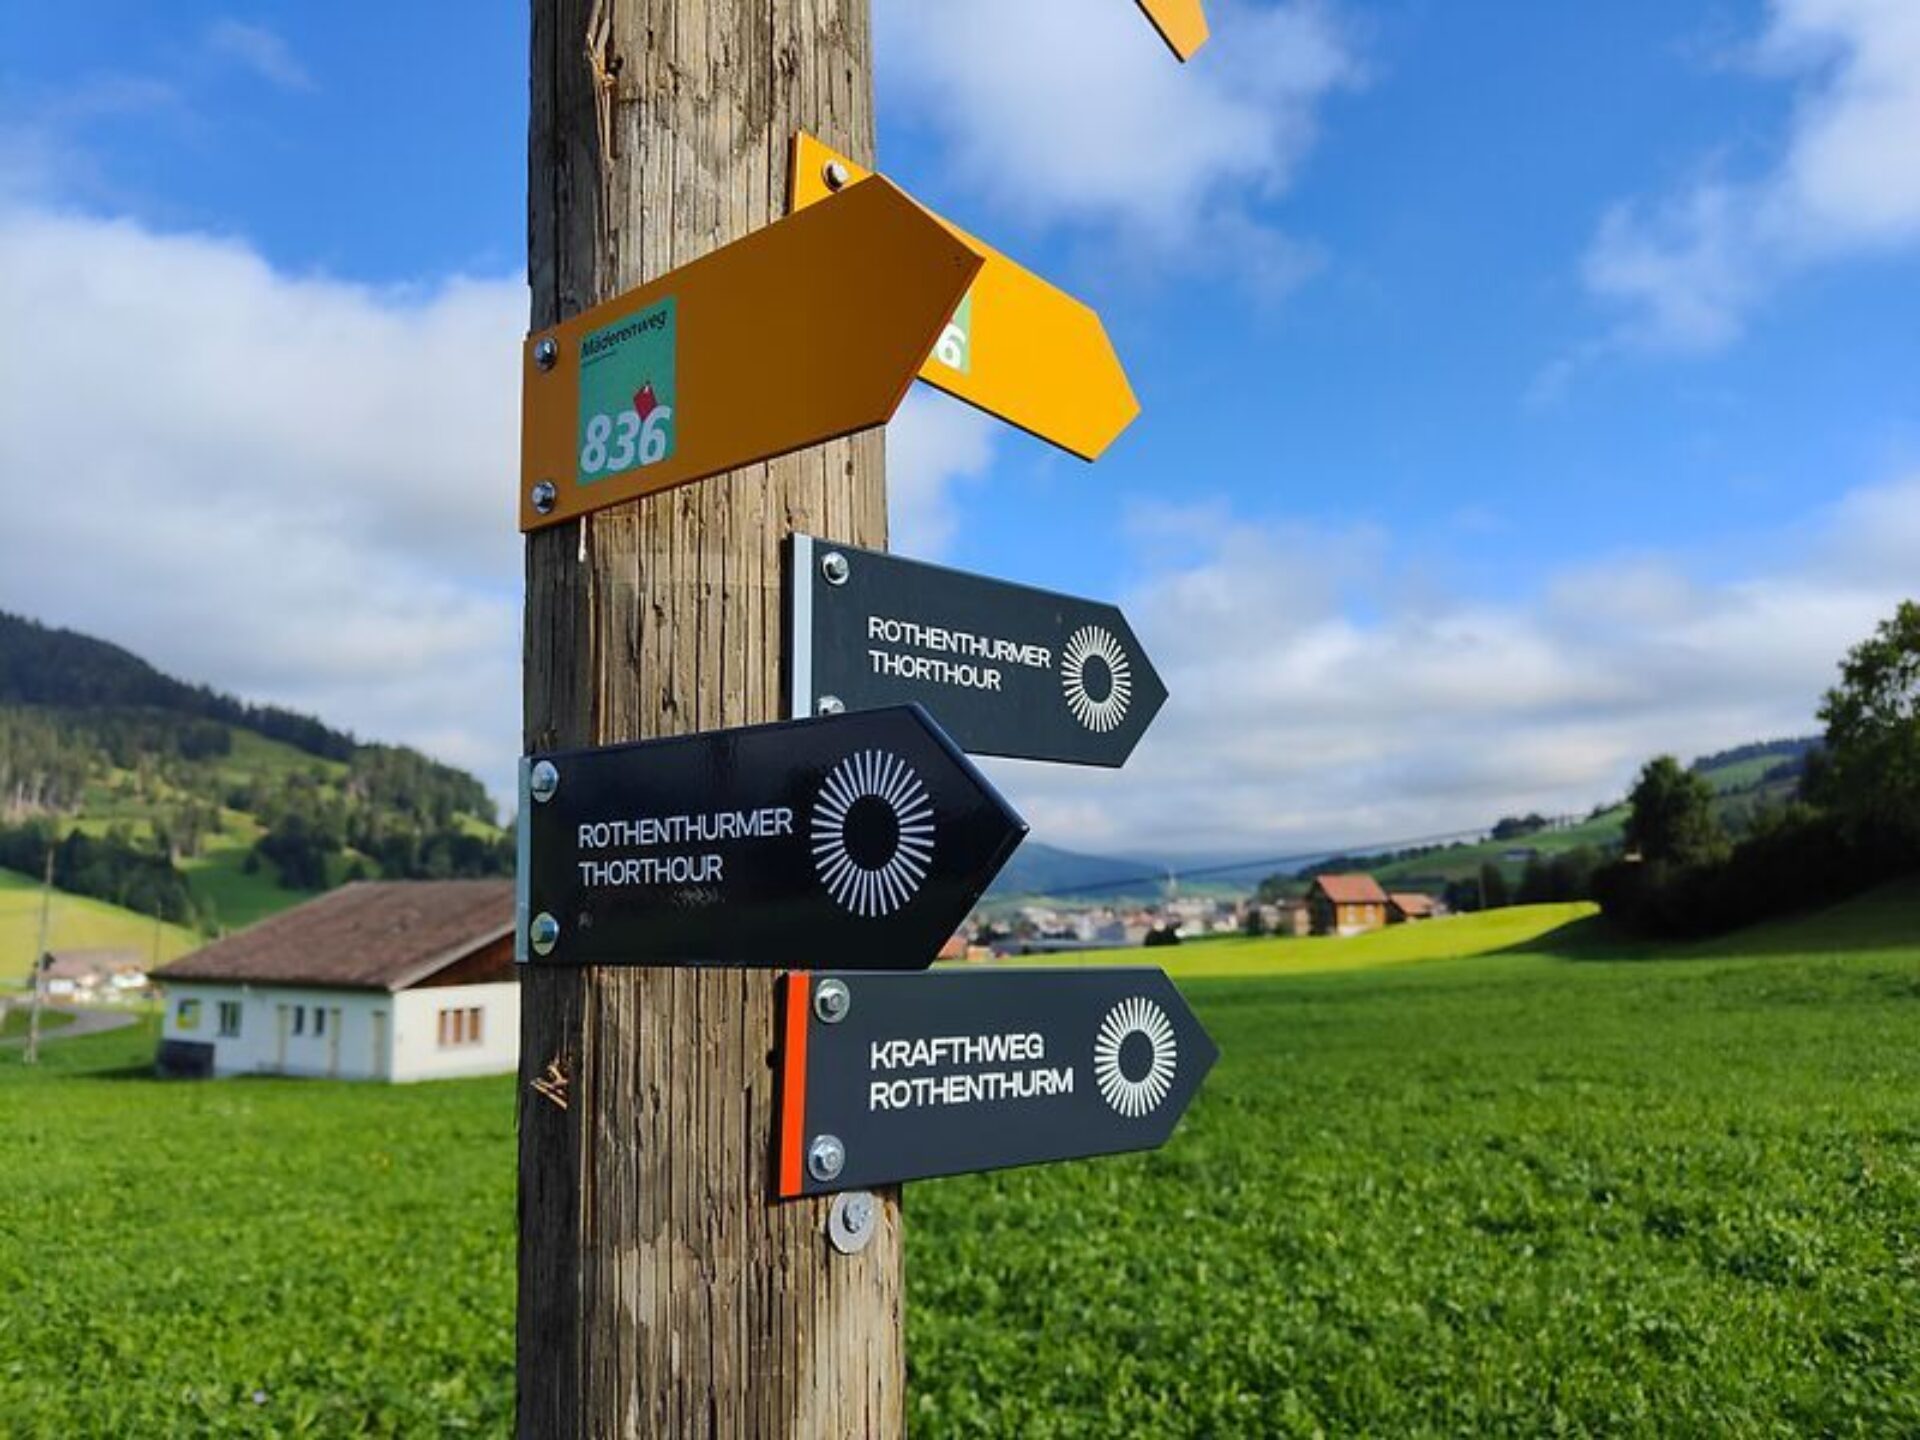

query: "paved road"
xmin=0 ymin=1004 xmax=140 ymax=1049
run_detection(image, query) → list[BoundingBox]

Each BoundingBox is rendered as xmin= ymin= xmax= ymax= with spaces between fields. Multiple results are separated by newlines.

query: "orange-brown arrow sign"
xmin=519 ymin=177 xmax=982 ymax=531
xmin=1136 ymin=0 xmax=1209 ymax=61
xmin=791 ymin=134 xmax=1139 ymax=463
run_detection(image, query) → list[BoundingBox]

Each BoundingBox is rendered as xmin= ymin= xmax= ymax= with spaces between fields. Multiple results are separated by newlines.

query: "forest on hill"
xmin=0 ymin=612 xmax=509 ymax=934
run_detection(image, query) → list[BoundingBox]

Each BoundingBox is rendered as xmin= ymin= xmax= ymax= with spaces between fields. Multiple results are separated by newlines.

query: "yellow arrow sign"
xmin=1136 ymin=0 xmax=1209 ymax=61
xmin=520 ymin=177 xmax=982 ymax=531
xmin=791 ymin=134 xmax=1139 ymax=464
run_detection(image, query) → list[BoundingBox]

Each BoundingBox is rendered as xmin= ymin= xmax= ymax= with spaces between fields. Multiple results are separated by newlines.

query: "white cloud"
xmin=0 ymin=207 xmax=524 ymax=795
xmin=206 ymin=20 xmax=315 ymax=92
xmin=1585 ymin=0 xmax=1920 ymax=349
xmin=989 ymin=476 xmax=1920 ymax=859
xmin=884 ymin=390 xmax=998 ymax=558
xmin=876 ymin=0 xmax=1359 ymax=290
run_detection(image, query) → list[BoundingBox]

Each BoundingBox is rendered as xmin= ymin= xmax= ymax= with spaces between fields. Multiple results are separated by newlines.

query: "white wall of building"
xmin=159 ymin=980 xmax=519 ymax=1082
xmin=389 ymin=982 xmax=520 ymax=1082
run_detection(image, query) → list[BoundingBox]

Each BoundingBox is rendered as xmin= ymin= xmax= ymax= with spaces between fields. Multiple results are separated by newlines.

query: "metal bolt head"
xmin=529 ymin=912 xmax=561 ymax=957
xmin=531 ymin=480 xmax=558 ymax=514
xmin=533 ymin=337 xmax=559 ymax=371
xmin=529 ymin=760 xmax=560 ymax=805
xmin=813 ymin=977 xmax=851 ymax=1024
xmin=820 ymin=550 xmax=850 ymax=586
xmin=823 ymin=160 xmax=851 ymax=192
xmin=828 ymin=1190 xmax=877 ymax=1255
xmin=808 ymin=1134 xmax=845 ymax=1183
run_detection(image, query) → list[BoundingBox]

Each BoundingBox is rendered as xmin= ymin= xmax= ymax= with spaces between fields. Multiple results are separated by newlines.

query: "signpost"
xmin=518 ymin=706 xmax=1027 ymax=969
xmin=776 ymin=967 xmax=1217 ymax=1197
xmin=520 ymin=3 xmax=1212 ymax=1430
xmin=791 ymin=134 xmax=1139 ymax=462
xmin=1135 ymin=0 xmax=1210 ymax=60
xmin=788 ymin=535 xmax=1167 ymax=767
xmin=518 ymin=175 xmax=981 ymax=531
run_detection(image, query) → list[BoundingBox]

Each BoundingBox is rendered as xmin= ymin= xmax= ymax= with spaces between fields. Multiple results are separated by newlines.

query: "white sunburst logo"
xmin=811 ymin=750 xmax=936 ymax=919
xmin=1092 ymin=997 xmax=1178 ymax=1119
xmin=1061 ymin=625 xmax=1133 ymax=733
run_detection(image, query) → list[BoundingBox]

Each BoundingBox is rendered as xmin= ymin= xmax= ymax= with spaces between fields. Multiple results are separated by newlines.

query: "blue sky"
xmin=2 ymin=1 xmax=1916 ymax=858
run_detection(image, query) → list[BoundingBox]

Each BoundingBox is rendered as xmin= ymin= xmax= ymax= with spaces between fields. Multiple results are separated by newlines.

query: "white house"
xmin=152 ymin=880 xmax=518 ymax=1082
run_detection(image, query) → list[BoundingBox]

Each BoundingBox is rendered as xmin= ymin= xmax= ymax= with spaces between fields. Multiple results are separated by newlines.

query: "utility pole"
xmin=24 ymin=845 xmax=53 ymax=1064
xmin=519 ymin=3 xmax=900 ymax=1435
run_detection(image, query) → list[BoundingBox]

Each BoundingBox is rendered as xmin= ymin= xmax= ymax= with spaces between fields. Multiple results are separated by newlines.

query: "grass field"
xmin=0 ymin=867 xmax=199 ymax=984
xmin=1 ymin=884 xmax=1916 ymax=1435
xmin=996 ymin=903 xmax=1597 ymax=978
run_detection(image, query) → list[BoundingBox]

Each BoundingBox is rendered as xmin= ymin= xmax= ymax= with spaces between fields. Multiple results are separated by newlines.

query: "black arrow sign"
xmin=775 ymin=967 xmax=1218 ymax=1196
xmin=787 ymin=536 xmax=1168 ymax=768
xmin=516 ymin=706 xmax=1027 ymax=968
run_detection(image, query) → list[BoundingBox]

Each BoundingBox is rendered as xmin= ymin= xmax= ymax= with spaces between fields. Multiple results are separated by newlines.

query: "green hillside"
xmin=1303 ymin=738 xmax=1815 ymax=894
xmin=0 ymin=611 xmax=510 ymax=937
xmin=3 ymin=878 xmax=1915 ymax=1433
xmin=0 ymin=867 xmax=198 ymax=983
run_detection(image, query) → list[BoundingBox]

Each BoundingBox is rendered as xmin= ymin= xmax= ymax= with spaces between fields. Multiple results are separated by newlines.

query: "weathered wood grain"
xmin=520 ymin=1 xmax=902 ymax=1434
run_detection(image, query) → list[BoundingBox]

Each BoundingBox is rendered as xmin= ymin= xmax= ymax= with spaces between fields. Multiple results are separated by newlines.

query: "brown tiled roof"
xmin=1312 ymin=873 xmax=1389 ymax=905
xmin=154 ymin=881 xmax=514 ymax=992
xmin=1389 ymin=892 xmax=1437 ymax=918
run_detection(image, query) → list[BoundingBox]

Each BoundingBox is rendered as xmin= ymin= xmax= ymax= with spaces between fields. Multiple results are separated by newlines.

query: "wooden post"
xmin=519 ymin=2 xmax=901 ymax=1436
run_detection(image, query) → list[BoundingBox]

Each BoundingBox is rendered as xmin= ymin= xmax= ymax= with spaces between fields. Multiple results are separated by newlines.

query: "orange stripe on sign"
xmin=777 ymin=972 xmax=811 ymax=1198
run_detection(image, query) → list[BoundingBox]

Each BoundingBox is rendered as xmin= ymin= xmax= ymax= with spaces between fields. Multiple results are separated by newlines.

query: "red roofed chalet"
xmin=1307 ymin=874 xmax=1391 ymax=937
xmin=151 ymin=881 xmax=516 ymax=1082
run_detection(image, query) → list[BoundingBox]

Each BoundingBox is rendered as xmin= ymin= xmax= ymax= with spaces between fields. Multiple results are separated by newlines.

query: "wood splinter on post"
xmin=530 ymin=1056 xmax=570 ymax=1111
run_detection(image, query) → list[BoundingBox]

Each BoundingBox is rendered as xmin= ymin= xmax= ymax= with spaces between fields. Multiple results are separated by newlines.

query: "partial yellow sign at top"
xmin=791 ymin=134 xmax=1139 ymax=464
xmin=1136 ymin=0 xmax=1209 ymax=60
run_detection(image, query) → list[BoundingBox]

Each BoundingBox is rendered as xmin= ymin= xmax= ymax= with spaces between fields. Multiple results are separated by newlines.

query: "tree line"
xmin=1597 ymin=601 xmax=1920 ymax=938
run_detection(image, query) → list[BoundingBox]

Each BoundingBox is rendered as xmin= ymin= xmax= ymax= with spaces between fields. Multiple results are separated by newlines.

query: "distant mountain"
xmin=0 ymin=611 xmax=508 ymax=936
xmin=985 ymin=840 xmax=1164 ymax=901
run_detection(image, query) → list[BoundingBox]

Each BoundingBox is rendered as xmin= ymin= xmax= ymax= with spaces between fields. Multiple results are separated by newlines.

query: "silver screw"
xmin=529 ymin=760 xmax=560 ymax=805
xmin=813 ymin=978 xmax=851 ymax=1024
xmin=533 ymin=337 xmax=559 ymax=371
xmin=823 ymin=160 xmax=851 ymax=191
xmin=531 ymin=480 xmax=558 ymax=514
xmin=820 ymin=550 xmax=850 ymax=586
xmin=529 ymin=912 xmax=561 ymax=957
xmin=828 ymin=1191 xmax=877 ymax=1255
xmin=808 ymin=1134 xmax=845 ymax=1183
xmin=816 ymin=695 xmax=845 ymax=716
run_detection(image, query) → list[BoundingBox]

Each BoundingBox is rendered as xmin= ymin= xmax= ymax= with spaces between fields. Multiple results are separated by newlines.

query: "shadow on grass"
xmin=1504 ymin=874 xmax=1920 ymax=965
xmin=1491 ymin=913 xmax=1665 ymax=964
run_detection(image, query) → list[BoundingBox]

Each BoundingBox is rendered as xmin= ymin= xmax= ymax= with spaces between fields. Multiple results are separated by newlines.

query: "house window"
xmin=314 ymin=1007 xmax=327 ymax=1038
xmin=292 ymin=1005 xmax=306 ymax=1036
xmin=176 ymin=998 xmax=201 ymax=1032
xmin=217 ymin=1001 xmax=242 ymax=1038
xmin=438 ymin=1006 xmax=485 ymax=1048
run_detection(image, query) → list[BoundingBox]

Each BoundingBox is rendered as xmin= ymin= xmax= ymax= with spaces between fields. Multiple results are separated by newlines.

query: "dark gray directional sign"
xmin=775 ymin=967 xmax=1217 ymax=1196
xmin=787 ymin=535 xmax=1167 ymax=767
xmin=516 ymin=706 xmax=1026 ymax=968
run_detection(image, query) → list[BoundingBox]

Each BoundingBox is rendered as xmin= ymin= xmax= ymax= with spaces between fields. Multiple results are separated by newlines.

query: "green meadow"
xmin=2 ymin=889 xmax=1917 ymax=1435
xmin=0 ymin=866 xmax=199 ymax=984
xmin=999 ymin=901 xmax=1597 ymax=978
